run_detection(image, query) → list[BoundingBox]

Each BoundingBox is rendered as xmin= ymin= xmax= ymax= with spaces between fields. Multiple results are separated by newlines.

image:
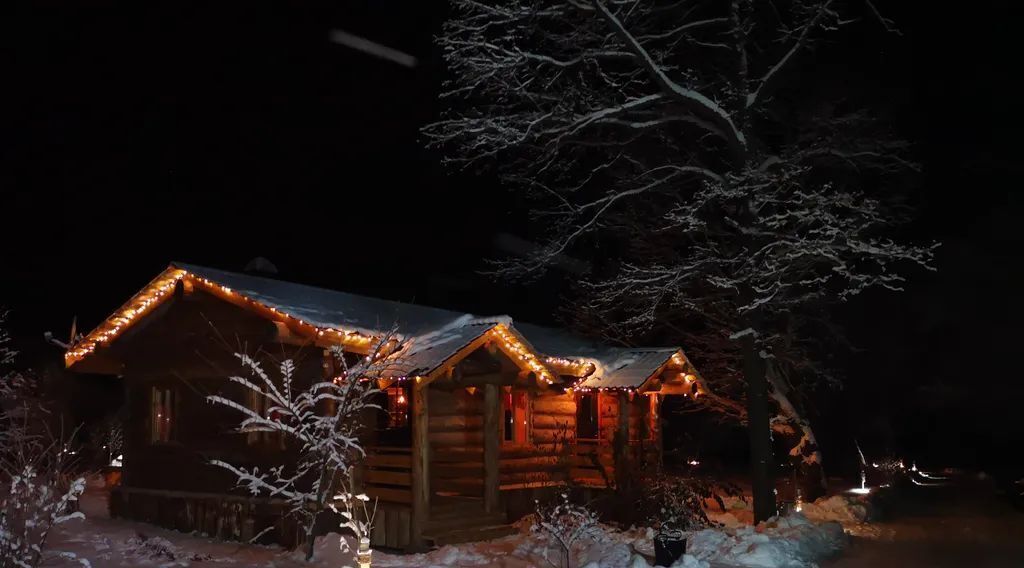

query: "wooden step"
xmin=423 ymin=523 xmax=519 ymax=547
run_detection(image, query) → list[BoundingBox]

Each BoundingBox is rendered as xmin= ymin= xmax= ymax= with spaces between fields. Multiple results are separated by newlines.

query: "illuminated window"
xmin=502 ymin=390 xmax=529 ymax=445
xmin=150 ymin=386 xmax=175 ymax=443
xmin=386 ymin=387 xmax=409 ymax=429
xmin=576 ymin=393 xmax=599 ymax=440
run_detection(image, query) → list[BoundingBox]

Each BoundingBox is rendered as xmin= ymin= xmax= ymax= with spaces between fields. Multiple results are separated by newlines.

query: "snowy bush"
xmin=637 ymin=472 xmax=741 ymax=533
xmin=89 ymin=418 xmax=123 ymax=468
xmin=0 ymin=311 xmax=89 ymax=568
xmin=207 ymin=335 xmax=400 ymax=560
xmin=532 ymin=492 xmax=603 ymax=568
xmin=120 ymin=534 xmax=213 ymax=563
xmin=331 ymin=490 xmax=376 ymax=563
xmin=0 ymin=431 xmax=88 ymax=568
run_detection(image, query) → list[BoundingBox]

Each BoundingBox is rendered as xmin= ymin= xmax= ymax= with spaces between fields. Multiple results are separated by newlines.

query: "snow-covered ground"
xmin=46 ymin=478 xmax=857 ymax=568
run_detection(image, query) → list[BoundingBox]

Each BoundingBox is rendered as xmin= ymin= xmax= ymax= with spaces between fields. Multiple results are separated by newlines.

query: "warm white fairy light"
xmin=544 ymin=356 xmax=596 ymax=378
xmin=65 ymin=269 xmax=188 ymax=365
xmin=489 ymin=324 xmax=555 ymax=384
xmin=66 ymin=268 xmax=376 ymax=367
xmin=67 ymin=268 xmax=690 ymax=400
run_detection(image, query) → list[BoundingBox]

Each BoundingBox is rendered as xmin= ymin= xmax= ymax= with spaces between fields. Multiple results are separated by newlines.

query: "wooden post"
xmin=410 ymin=381 xmax=429 ymax=549
xmin=483 ymin=384 xmax=501 ymax=513
xmin=654 ymin=394 xmax=664 ymax=468
xmin=616 ymin=391 xmax=631 ymax=489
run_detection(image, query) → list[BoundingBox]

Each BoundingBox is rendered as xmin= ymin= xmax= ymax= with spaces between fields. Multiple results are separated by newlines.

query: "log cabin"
xmin=65 ymin=262 xmax=708 ymax=550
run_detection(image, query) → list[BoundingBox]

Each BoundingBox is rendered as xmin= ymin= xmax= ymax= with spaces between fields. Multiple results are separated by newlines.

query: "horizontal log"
xmin=432 ymin=448 xmax=484 ymax=462
xmin=530 ymin=432 xmax=574 ymax=447
xmin=365 ymin=470 xmax=412 ymax=487
xmin=432 ymin=462 xmax=484 ymax=479
xmin=532 ymin=398 xmax=576 ymax=415
xmin=369 ymin=446 xmax=414 ymax=454
xmin=429 ymin=432 xmax=484 ymax=447
xmin=500 ymin=470 xmax=568 ymax=485
xmin=498 ymin=446 xmax=559 ymax=459
xmin=532 ymin=415 xmax=574 ymax=430
xmin=571 ymin=456 xmax=613 ymax=469
xmin=433 ymin=479 xmax=483 ymax=495
xmin=571 ymin=474 xmax=611 ymax=488
xmin=428 ymin=389 xmax=482 ymax=414
xmin=499 ymin=455 xmax=563 ymax=473
xmin=429 ymin=415 xmax=484 ymax=431
xmin=365 ymin=486 xmax=412 ymax=504
xmin=365 ymin=453 xmax=412 ymax=468
xmin=428 ymin=409 xmax=484 ymax=420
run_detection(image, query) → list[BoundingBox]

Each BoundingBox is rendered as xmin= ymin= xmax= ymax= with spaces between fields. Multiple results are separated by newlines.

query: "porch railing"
xmin=361 ymin=446 xmax=413 ymax=505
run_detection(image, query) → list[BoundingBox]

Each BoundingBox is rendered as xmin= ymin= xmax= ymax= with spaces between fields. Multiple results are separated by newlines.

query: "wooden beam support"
xmin=655 ymin=394 xmax=664 ymax=468
xmin=618 ymin=390 xmax=630 ymax=444
xmin=410 ymin=381 xmax=429 ymax=550
xmin=483 ymin=384 xmax=501 ymax=514
xmin=616 ymin=390 xmax=631 ymax=488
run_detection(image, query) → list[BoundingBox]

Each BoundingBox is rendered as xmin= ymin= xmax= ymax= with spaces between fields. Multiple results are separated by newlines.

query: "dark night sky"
xmin=2 ymin=2 xmax=1021 ymax=472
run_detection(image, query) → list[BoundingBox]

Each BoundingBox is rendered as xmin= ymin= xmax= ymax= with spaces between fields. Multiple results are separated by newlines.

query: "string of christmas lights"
xmin=487 ymin=324 xmax=556 ymax=385
xmin=64 ymin=269 xmax=189 ymax=365
xmin=64 ymin=267 xmax=696 ymax=394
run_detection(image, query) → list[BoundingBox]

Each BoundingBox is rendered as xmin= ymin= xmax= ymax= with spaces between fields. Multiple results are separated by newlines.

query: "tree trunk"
xmin=797 ymin=461 xmax=827 ymax=503
xmin=765 ymin=367 xmax=827 ymax=503
xmin=740 ymin=331 xmax=777 ymax=523
xmin=305 ymin=526 xmax=315 ymax=561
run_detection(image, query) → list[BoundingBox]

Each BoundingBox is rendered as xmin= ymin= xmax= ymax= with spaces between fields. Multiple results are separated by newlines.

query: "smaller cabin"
xmin=65 ymin=262 xmax=707 ymax=549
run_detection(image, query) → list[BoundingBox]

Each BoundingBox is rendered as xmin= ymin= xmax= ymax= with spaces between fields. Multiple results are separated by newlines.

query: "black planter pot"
xmin=654 ymin=530 xmax=686 ymax=567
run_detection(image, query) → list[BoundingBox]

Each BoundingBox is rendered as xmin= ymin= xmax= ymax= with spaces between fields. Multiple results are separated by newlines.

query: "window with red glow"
xmin=502 ymin=390 xmax=529 ymax=445
xmin=386 ymin=387 xmax=409 ymax=428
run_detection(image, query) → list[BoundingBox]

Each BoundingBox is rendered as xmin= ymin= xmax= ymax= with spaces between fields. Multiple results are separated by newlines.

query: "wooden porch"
xmin=359 ymin=437 xmax=660 ymax=548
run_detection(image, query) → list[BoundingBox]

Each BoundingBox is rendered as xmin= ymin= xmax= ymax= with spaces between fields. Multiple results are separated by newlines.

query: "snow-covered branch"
xmin=207 ymin=333 xmax=401 ymax=560
xmin=747 ymin=0 xmax=841 ymax=109
xmin=592 ymin=0 xmax=746 ymax=157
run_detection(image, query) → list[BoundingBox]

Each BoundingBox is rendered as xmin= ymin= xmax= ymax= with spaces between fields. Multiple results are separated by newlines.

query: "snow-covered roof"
xmin=177 ymin=262 xmax=470 ymax=337
xmin=67 ymin=262 xmax=697 ymax=390
xmin=514 ymin=322 xmax=682 ymax=389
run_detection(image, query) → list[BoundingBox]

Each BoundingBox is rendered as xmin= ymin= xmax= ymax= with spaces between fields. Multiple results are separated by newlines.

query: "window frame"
xmin=384 ymin=386 xmax=410 ymax=429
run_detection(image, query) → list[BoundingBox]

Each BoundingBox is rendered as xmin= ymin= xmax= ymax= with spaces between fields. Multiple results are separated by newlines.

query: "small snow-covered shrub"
xmin=331 ymin=491 xmax=377 ymax=561
xmin=121 ymin=533 xmax=213 ymax=563
xmin=1 ymin=312 xmax=89 ymax=568
xmin=532 ymin=492 xmax=603 ymax=568
xmin=0 ymin=435 xmax=88 ymax=568
xmin=637 ymin=473 xmax=741 ymax=532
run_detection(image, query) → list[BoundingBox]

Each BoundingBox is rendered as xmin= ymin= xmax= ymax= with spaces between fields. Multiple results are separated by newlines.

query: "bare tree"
xmin=426 ymin=0 xmax=936 ymax=521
